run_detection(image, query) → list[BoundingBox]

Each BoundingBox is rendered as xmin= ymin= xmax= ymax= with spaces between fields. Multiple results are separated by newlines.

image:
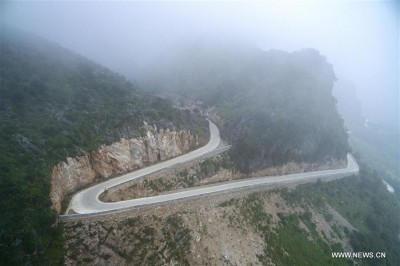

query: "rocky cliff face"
xmin=50 ymin=125 xmax=201 ymax=214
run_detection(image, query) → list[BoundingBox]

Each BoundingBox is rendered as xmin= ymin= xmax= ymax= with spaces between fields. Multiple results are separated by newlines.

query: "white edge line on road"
xmin=62 ymin=120 xmax=359 ymax=218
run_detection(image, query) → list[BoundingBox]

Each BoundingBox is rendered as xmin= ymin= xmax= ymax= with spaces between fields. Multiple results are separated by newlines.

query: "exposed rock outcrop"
xmin=51 ymin=125 xmax=202 ymax=214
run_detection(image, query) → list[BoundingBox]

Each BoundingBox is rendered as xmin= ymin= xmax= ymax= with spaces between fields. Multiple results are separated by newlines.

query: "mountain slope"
xmin=0 ymin=27 xmax=208 ymax=264
xmin=63 ymin=160 xmax=400 ymax=266
xmin=141 ymin=43 xmax=349 ymax=172
xmin=333 ymin=78 xmax=400 ymax=199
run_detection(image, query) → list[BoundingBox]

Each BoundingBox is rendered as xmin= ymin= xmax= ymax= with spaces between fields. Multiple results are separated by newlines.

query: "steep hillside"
xmin=64 ymin=159 xmax=400 ymax=266
xmin=333 ymin=79 xmax=400 ymax=199
xmin=141 ymin=44 xmax=349 ymax=172
xmin=0 ymin=27 xmax=208 ymax=264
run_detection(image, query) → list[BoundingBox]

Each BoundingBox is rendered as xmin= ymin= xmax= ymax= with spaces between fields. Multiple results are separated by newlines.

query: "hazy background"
xmin=2 ymin=0 xmax=399 ymax=127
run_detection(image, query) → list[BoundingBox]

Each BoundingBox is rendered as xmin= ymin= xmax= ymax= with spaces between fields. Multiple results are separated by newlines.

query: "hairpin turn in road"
xmin=63 ymin=120 xmax=359 ymax=218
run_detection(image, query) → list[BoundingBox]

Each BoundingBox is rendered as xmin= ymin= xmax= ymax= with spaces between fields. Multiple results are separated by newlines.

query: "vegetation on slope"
xmin=349 ymin=122 xmax=400 ymax=199
xmin=0 ymin=27 xmax=208 ymax=265
xmin=218 ymin=160 xmax=399 ymax=265
xmin=63 ymin=158 xmax=399 ymax=265
xmin=142 ymin=43 xmax=349 ymax=172
xmin=64 ymin=214 xmax=192 ymax=265
xmin=281 ymin=163 xmax=400 ymax=265
xmin=333 ymin=78 xmax=400 ymax=200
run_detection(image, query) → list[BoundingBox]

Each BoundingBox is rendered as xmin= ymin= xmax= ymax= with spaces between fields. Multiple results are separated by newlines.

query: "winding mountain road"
xmin=64 ymin=120 xmax=359 ymax=218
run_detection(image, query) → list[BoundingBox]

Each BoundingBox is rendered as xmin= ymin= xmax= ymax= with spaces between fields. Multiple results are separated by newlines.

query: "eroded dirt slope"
xmin=64 ymin=185 xmax=355 ymax=265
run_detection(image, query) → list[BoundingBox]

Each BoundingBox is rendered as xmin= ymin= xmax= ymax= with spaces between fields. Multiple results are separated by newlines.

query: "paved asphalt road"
xmin=66 ymin=120 xmax=221 ymax=215
xmin=65 ymin=121 xmax=359 ymax=217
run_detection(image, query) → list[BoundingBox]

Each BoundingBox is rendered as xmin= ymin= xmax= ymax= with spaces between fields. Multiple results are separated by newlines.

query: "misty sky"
xmin=1 ymin=1 xmax=399 ymax=126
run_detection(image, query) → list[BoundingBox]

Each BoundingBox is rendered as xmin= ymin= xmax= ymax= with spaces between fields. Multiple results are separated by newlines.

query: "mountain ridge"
xmin=140 ymin=44 xmax=350 ymax=172
xmin=0 ymin=26 xmax=208 ymax=264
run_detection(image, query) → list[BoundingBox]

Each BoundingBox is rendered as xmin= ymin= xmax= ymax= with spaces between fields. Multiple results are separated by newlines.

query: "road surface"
xmin=64 ymin=121 xmax=359 ymax=218
xmin=66 ymin=120 xmax=221 ymax=215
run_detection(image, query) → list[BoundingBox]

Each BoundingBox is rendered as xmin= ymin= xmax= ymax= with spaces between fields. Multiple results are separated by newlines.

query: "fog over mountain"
xmin=2 ymin=1 xmax=398 ymax=127
xmin=2 ymin=2 xmax=400 ymax=265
